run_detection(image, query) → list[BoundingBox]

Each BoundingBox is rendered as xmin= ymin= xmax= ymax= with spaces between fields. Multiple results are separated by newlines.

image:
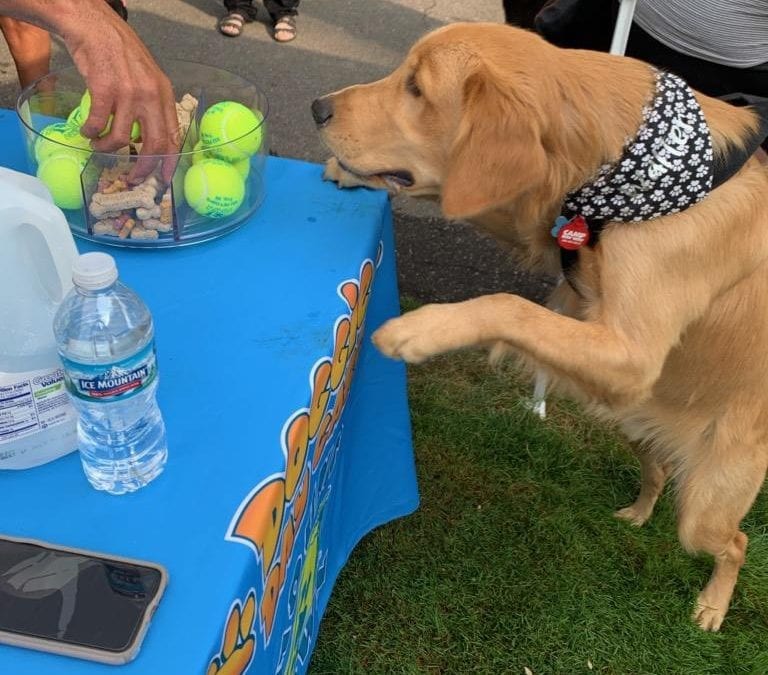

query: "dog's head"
xmin=312 ymin=23 xmax=575 ymax=220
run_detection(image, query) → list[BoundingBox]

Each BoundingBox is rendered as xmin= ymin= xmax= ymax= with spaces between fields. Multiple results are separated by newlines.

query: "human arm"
xmin=0 ymin=0 xmax=179 ymax=181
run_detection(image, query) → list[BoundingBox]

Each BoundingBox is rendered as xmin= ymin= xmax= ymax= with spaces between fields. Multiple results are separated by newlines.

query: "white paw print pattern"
xmin=564 ymin=70 xmax=715 ymax=224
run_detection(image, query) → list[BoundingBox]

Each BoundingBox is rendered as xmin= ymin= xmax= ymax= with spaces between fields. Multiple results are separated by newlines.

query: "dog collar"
xmin=564 ymin=70 xmax=714 ymax=227
xmin=554 ymin=71 xmax=768 ymax=293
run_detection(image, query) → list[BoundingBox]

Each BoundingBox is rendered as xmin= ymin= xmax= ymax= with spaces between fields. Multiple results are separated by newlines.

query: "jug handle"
xmin=9 ymin=199 xmax=79 ymax=296
xmin=0 ymin=166 xmax=55 ymax=203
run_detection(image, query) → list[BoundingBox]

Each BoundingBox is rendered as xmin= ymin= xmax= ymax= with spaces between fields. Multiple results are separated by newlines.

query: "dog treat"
xmin=90 ymin=190 xmax=155 ymax=217
xmin=142 ymin=218 xmax=173 ymax=233
xmin=118 ymin=217 xmax=136 ymax=239
xmin=136 ymin=204 xmax=161 ymax=220
xmin=175 ymin=93 xmax=198 ymax=136
xmin=128 ymin=226 xmax=159 ymax=240
xmin=160 ymin=192 xmax=173 ymax=224
xmin=85 ymin=92 xmax=201 ymax=241
xmin=93 ymin=219 xmax=120 ymax=236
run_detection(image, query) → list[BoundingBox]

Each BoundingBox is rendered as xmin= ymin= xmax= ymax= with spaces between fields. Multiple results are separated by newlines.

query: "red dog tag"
xmin=556 ymin=215 xmax=590 ymax=250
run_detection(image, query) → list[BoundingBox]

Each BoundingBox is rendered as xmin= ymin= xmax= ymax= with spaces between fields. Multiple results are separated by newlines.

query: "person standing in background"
xmin=509 ymin=0 xmax=768 ymax=99
xmin=628 ymin=0 xmax=768 ymax=98
xmin=219 ymin=0 xmax=300 ymax=43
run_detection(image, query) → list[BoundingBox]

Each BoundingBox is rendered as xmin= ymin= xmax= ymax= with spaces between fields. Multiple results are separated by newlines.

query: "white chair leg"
xmin=609 ymin=0 xmax=637 ymax=56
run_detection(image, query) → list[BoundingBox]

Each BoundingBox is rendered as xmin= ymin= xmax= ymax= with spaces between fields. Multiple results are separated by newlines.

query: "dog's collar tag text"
xmin=553 ymin=215 xmax=590 ymax=250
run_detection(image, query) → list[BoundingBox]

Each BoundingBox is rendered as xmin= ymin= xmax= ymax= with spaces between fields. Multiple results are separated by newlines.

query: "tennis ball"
xmin=191 ymin=139 xmax=210 ymax=164
xmin=190 ymin=140 xmax=249 ymax=177
xmin=35 ymin=122 xmax=92 ymax=163
xmin=171 ymin=169 xmax=186 ymax=207
xmin=199 ymin=101 xmax=263 ymax=162
xmin=184 ymin=159 xmax=245 ymax=218
xmin=68 ymin=90 xmax=141 ymax=141
xmin=36 ymin=153 xmax=87 ymax=210
xmin=231 ymin=157 xmax=251 ymax=179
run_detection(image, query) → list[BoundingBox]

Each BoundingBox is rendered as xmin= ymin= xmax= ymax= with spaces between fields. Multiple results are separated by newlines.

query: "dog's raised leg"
xmin=371 ymin=294 xmax=671 ymax=408
xmin=614 ymin=443 xmax=670 ymax=527
xmin=676 ymin=450 xmax=768 ymax=631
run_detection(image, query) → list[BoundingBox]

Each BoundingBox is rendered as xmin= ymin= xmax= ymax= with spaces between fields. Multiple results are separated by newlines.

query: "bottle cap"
xmin=72 ymin=252 xmax=118 ymax=290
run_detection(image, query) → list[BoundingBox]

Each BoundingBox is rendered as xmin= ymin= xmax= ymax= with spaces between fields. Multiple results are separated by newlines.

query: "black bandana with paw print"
xmin=563 ymin=70 xmax=714 ymax=223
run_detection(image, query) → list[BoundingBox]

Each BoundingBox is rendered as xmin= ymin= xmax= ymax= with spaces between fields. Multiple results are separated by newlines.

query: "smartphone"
xmin=0 ymin=535 xmax=167 ymax=665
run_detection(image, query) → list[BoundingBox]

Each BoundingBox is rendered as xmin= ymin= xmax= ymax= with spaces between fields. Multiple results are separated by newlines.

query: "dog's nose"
xmin=311 ymin=97 xmax=334 ymax=127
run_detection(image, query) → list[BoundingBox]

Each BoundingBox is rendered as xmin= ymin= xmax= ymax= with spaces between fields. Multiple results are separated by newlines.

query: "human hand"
xmin=61 ymin=2 xmax=179 ymax=183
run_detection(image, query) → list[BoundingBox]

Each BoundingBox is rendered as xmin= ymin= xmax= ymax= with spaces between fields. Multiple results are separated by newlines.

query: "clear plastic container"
xmin=16 ymin=60 xmax=269 ymax=248
xmin=53 ymin=253 xmax=167 ymax=494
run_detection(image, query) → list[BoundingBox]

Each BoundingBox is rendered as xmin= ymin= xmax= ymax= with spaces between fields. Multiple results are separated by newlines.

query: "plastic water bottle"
xmin=53 ymin=252 xmax=168 ymax=494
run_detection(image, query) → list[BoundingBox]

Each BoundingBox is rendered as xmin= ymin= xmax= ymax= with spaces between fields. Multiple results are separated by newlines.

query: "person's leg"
xmin=0 ymin=17 xmax=51 ymax=89
xmin=220 ymin=0 xmax=256 ymax=37
xmin=265 ymin=0 xmax=299 ymax=42
xmin=264 ymin=0 xmax=300 ymax=19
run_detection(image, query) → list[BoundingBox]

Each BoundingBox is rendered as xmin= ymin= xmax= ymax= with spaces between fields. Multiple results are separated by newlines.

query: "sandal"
xmin=273 ymin=15 xmax=297 ymax=43
xmin=219 ymin=12 xmax=246 ymax=37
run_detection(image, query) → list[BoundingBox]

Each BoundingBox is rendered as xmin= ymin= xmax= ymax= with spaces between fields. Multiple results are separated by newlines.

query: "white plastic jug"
xmin=0 ymin=166 xmax=79 ymax=469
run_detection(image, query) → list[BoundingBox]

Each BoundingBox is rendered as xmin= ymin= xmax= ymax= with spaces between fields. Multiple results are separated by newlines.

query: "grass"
xmin=309 ymin=306 xmax=768 ymax=674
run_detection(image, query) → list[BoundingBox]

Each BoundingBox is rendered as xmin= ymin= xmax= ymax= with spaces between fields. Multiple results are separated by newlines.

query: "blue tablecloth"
xmin=0 ymin=109 xmax=419 ymax=673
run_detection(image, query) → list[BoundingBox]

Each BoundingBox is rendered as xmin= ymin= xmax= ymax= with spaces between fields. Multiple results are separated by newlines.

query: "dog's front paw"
xmin=372 ymin=304 xmax=477 ymax=363
xmin=323 ymin=157 xmax=392 ymax=191
xmin=323 ymin=156 xmax=350 ymax=185
xmin=322 ymin=157 xmax=370 ymax=189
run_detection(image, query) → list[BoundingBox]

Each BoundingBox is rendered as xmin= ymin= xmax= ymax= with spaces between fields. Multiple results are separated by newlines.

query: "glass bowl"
xmin=16 ymin=60 xmax=269 ymax=248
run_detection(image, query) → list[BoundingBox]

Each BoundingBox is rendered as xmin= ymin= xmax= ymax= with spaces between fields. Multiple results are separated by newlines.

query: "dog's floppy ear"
xmin=442 ymin=69 xmax=549 ymax=219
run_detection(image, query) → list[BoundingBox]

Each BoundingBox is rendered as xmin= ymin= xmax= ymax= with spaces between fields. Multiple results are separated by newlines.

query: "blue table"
xmin=0 ymin=110 xmax=419 ymax=673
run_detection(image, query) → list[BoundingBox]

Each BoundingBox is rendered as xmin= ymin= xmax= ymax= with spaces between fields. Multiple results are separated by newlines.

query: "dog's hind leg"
xmin=614 ymin=443 xmax=670 ymax=526
xmin=676 ymin=448 xmax=768 ymax=631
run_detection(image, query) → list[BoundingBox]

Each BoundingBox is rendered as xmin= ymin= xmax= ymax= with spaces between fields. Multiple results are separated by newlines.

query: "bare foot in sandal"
xmin=219 ymin=12 xmax=246 ymax=37
xmin=273 ymin=15 xmax=297 ymax=42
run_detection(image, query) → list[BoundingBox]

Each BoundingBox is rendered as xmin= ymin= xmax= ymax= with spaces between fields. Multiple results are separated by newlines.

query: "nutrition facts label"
xmin=0 ymin=368 xmax=75 ymax=446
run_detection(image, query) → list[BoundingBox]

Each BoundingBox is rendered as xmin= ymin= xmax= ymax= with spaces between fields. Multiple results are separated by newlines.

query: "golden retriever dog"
xmin=311 ymin=22 xmax=768 ymax=631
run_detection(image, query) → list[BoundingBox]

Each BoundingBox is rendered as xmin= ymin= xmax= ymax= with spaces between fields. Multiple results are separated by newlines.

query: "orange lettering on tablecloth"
xmin=284 ymin=412 xmax=309 ymax=502
xmin=230 ymin=478 xmax=285 ymax=577
xmin=223 ymin=598 xmax=242 ymax=658
xmin=349 ymin=336 xmax=361 ymax=377
xmin=335 ymin=370 xmax=351 ymax=420
xmin=260 ymin=563 xmax=281 ymax=637
xmin=359 ymin=260 xmax=374 ymax=327
xmin=340 ymin=281 xmax=360 ymax=355
xmin=206 ymin=591 xmax=257 ymax=675
xmin=292 ymin=470 xmax=310 ymax=533
xmin=224 ymin=255 xmax=381 ymax=650
xmin=340 ymin=280 xmax=358 ymax=311
xmin=330 ymin=318 xmax=352 ymax=390
xmin=312 ymin=412 xmax=333 ymax=469
xmin=278 ymin=517 xmax=296 ymax=588
xmin=308 ymin=360 xmax=332 ymax=439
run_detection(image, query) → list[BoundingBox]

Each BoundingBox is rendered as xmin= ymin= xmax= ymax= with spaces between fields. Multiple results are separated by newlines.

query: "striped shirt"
xmin=633 ymin=0 xmax=768 ymax=68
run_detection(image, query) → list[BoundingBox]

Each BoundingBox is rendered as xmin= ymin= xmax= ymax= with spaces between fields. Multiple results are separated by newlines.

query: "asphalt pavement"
xmin=0 ymin=0 xmax=553 ymax=303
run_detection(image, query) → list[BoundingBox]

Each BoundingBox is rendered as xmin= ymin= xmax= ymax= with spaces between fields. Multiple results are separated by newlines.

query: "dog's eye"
xmin=406 ymin=74 xmax=422 ymax=98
